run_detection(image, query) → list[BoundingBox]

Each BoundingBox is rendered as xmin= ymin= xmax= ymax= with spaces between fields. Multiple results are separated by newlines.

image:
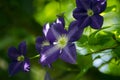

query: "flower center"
xmin=57 ymin=35 xmax=68 ymax=49
xmin=87 ymin=9 xmax=94 ymax=16
xmin=42 ymin=41 xmax=50 ymax=47
xmin=17 ymin=55 xmax=24 ymax=62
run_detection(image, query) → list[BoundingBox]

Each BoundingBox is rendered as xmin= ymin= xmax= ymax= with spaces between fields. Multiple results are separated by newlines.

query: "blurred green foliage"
xmin=0 ymin=0 xmax=120 ymax=80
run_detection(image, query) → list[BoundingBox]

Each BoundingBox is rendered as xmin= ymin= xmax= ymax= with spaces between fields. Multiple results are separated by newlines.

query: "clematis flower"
xmin=73 ymin=0 xmax=107 ymax=29
xmin=8 ymin=41 xmax=30 ymax=76
xmin=36 ymin=17 xmax=83 ymax=66
xmin=36 ymin=16 xmax=65 ymax=54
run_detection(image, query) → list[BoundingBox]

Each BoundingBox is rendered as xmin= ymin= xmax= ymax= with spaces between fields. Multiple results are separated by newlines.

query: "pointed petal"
xmin=76 ymin=0 xmax=90 ymax=10
xmin=40 ymin=45 xmax=60 ymax=66
xmin=60 ymin=43 xmax=77 ymax=64
xmin=53 ymin=23 xmax=67 ymax=34
xmin=92 ymin=0 xmax=107 ymax=14
xmin=73 ymin=8 xmax=87 ymax=20
xmin=90 ymin=15 xmax=103 ymax=29
xmin=18 ymin=41 xmax=26 ymax=55
xmin=8 ymin=47 xmax=19 ymax=60
xmin=56 ymin=16 xmax=65 ymax=27
xmin=43 ymin=23 xmax=50 ymax=37
xmin=22 ymin=59 xmax=30 ymax=72
xmin=73 ymin=8 xmax=90 ymax=28
xmin=46 ymin=23 xmax=67 ymax=42
xmin=78 ymin=16 xmax=90 ymax=29
xmin=8 ymin=61 xmax=22 ymax=76
xmin=46 ymin=26 xmax=59 ymax=42
xmin=36 ymin=36 xmax=44 ymax=53
xmin=68 ymin=21 xmax=84 ymax=42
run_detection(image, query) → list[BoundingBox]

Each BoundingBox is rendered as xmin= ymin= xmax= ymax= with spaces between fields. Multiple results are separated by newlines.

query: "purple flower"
xmin=8 ymin=41 xmax=30 ymax=76
xmin=36 ymin=17 xmax=83 ymax=66
xmin=36 ymin=23 xmax=51 ymax=56
xmin=73 ymin=0 xmax=107 ymax=29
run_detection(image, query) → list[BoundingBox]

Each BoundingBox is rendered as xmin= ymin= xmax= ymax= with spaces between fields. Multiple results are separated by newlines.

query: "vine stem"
xmin=84 ymin=34 xmax=120 ymax=56
xmin=85 ymin=44 xmax=119 ymax=56
xmin=30 ymin=54 xmax=40 ymax=60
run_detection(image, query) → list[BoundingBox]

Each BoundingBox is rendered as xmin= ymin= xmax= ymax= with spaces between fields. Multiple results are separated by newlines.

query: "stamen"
xmin=57 ymin=35 xmax=68 ymax=49
xmin=17 ymin=55 xmax=24 ymax=62
xmin=87 ymin=9 xmax=94 ymax=16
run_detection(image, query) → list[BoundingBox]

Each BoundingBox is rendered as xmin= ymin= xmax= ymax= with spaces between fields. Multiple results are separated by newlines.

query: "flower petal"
xmin=73 ymin=8 xmax=87 ymax=20
xmin=8 ymin=61 xmax=22 ymax=76
xmin=92 ymin=0 xmax=107 ymax=14
xmin=40 ymin=45 xmax=60 ymax=66
xmin=76 ymin=0 xmax=91 ymax=10
xmin=36 ymin=36 xmax=44 ymax=53
xmin=22 ymin=59 xmax=30 ymax=72
xmin=43 ymin=23 xmax=50 ymax=37
xmin=90 ymin=15 xmax=103 ymax=29
xmin=60 ymin=43 xmax=77 ymax=64
xmin=46 ymin=26 xmax=60 ymax=42
xmin=54 ymin=23 xmax=66 ymax=33
xmin=68 ymin=21 xmax=84 ymax=42
xmin=18 ymin=41 xmax=26 ymax=55
xmin=46 ymin=23 xmax=67 ymax=43
xmin=8 ymin=47 xmax=19 ymax=60
xmin=56 ymin=16 xmax=65 ymax=27
xmin=78 ymin=16 xmax=90 ymax=29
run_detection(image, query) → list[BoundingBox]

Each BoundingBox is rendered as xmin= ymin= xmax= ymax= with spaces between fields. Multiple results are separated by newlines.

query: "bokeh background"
xmin=0 ymin=0 xmax=120 ymax=80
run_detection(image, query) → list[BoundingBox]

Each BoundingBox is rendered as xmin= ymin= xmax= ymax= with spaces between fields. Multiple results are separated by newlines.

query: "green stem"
xmin=85 ymin=34 xmax=120 ymax=56
xmin=30 ymin=54 xmax=40 ymax=60
xmin=85 ymin=44 xmax=119 ymax=56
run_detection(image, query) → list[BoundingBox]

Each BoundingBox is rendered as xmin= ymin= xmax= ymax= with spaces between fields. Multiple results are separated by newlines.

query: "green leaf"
xmin=88 ymin=31 xmax=116 ymax=51
xmin=113 ymin=46 xmax=120 ymax=58
xmin=99 ymin=58 xmax=120 ymax=76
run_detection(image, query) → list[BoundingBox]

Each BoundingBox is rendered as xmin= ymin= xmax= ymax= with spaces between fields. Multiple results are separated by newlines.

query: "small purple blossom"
xmin=36 ymin=23 xmax=51 ymax=57
xmin=36 ymin=17 xmax=83 ymax=66
xmin=8 ymin=41 xmax=30 ymax=76
xmin=73 ymin=0 xmax=107 ymax=29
